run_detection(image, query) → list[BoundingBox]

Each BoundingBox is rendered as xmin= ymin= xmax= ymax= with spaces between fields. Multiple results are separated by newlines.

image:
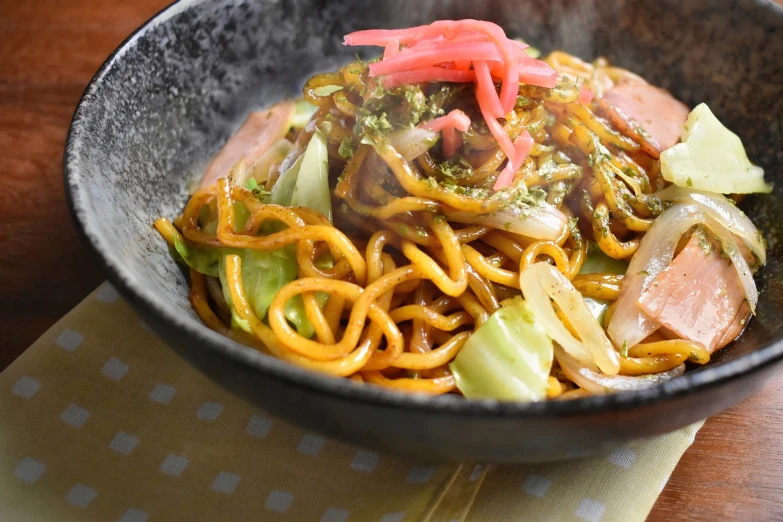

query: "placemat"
xmin=0 ymin=283 xmax=702 ymax=522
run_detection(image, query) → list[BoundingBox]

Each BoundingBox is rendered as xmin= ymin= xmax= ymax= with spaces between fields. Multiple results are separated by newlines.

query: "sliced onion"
xmin=607 ymin=202 xmax=759 ymax=348
xmin=280 ymin=111 xmax=323 ymax=173
xmin=520 ymin=263 xmax=621 ymax=375
xmin=447 ymin=202 xmax=567 ymax=241
xmin=390 ymin=127 xmax=439 ymax=161
xmin=555 ymin=346 xmax=684 ymax=394
xmin=234 ymin=139 xmax=293 ymax=186
xmin=703 ymin=214 xmax=758 ymax=312
xmin=656 ymin=185 xmax=766 ymax=265
xmin=279 ymin=146 xmax=302 ymax=174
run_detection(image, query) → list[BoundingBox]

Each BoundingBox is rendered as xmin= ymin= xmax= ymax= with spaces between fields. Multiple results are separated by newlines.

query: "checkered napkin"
xmin=0 ymin=283 xmax=702 ymax=522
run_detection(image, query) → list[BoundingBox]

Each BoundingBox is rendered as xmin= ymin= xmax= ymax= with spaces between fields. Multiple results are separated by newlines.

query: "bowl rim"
xmin=64 ymin=0 xmax=783 ymax=419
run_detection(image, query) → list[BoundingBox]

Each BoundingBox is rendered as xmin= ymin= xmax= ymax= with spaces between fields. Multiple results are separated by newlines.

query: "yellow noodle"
xmin=391 ymin=332 xmax=471 ymax=370
xmin=546 ymin=376 xmax=565 ymax=399
xmin=619 ymin=353 xmax=688 ymax=376
xmin=628 ymin=340 xmax=711 ymax=365
xmin=226 ymin=255 xmax=377 ymax=375
xmin=520 ymin=241 xmax=572 ymax=277
xmin=572 ymin=273 xmax=623 ymax=301
xmin=591 ymin=203 xmax=640 ymax=259
xmin=462 ymin=244 xmax=520 ymax=289
xmin=362 ymin=371 xmax=457 ymax=395
xmin=154 ymin=50 xmax=737 ymax=400
xmin=303 ymin=72 xmax=345 ymax=106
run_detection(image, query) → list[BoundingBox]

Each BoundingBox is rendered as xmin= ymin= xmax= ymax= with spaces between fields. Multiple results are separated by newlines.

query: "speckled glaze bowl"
xmin=65 ymin=0 xmax=783 ymax=462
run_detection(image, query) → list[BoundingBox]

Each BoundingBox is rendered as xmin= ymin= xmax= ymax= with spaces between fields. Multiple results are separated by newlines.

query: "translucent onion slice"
xmin=447 ymin=202 xmax=567 ymax=241
xmin=234 ymin=139 xmax=293 ymax=187
xmin=389 ymin=127 xmax=439 ymax=161
xmin=520 ymin=262 xmax=621 ymax=375
xmin=555 ymin=345 xmax=684 ymax=394
xmin=607 ymin=202 xmax=759 ymax=348
xmin=656 ymin=185 xmax=766 ymax=265
xmin=702 ymin=213 xmax=758 ymax=312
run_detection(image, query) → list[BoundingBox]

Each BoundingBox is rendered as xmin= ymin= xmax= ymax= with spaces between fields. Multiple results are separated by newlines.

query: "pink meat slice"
xmin=715 ymin=301 xmax=751 ymax=350
xmin=637 ymin=233 xmax=747 ymax=352
xmin=200 ymin=100 xmax=295 ymax=188
xmin=598 ymin=79 xmax=689 ymax=158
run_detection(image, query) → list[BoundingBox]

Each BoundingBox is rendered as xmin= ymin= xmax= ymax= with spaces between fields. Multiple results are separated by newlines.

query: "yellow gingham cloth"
xmin=0 ymin=283 xmax=702 ymax=522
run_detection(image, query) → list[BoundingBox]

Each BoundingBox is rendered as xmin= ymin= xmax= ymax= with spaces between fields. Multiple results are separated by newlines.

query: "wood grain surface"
xmin=0 ymin=1 xmax=781 ymax=520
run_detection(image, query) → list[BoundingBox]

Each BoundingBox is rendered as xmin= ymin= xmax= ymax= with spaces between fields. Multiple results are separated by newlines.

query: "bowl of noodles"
xmin=65 ymin=0 xmax=783 ymax=461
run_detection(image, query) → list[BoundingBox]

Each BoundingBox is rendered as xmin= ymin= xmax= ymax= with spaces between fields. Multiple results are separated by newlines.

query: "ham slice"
xmin=578 ymin=87 xmax=594 ymax=105
xmin=200 ymin=100 xmax=295 ymax=188
xmin=598 ymin=79 xmax=689 ymax=158
xmin=716 ymin=301 xmax=751 ymax=350
xmin=637 ymin=232 xmax=747 ymax=352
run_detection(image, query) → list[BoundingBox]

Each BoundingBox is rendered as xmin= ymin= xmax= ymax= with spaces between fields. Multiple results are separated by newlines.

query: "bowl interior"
xmin=66 ymin=0 xmax=783 ymax=406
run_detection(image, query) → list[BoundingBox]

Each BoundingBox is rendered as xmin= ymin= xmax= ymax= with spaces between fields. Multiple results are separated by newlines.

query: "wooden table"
xmin=1 ymin=1 xmax=781 ymax=519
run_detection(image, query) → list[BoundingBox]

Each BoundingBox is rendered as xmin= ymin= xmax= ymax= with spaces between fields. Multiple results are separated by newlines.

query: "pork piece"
xmin=200 ymin=100 xmax=295 ymax=188
xmin=637 ymin=232 xmax=747 ymax=352
xmin=598 ymin=79 xmax=689 ymax=158
xmin=715 ymin=301 xmax=751 ymax=350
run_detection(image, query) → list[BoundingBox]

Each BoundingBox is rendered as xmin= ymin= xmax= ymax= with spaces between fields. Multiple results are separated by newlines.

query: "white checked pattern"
xmin=197 ymin=402 xmax=223 ymax=421
xmin=60 ymin=404 xmax=90 ymax=428
xmin=522 ymin=474 xmax=552 ymax=498
xmin=101 ymin=357 xmax=129 ymax=380
xmin=246 ymin=414 xmax=273 ymax=438
xmin=11 ymin=376 xmax=41 ymax=399
xmin=65 ymin=484 xmax=97 ymax=508
xmin=109 ymin=432 xmax=139 ymax=455
xmin=321 ymin=507 xmax=350 ymax=522
xmin=297 ymin=434 xmax=325 ymax=456
xmin=576 ymin=498 xmax=607 ymax=522
xmin=266 ymin=490 xmax=294 ymax=513
xmin=54 ymin=329 xmax=83 ymax=351
xmin=148 ymin=383 xmax=176 ymax=404
xmin=608 ymin=447 xmax=637 ymax=470
xmin=118 ymin=509 xmax=149 ymax=522
xmin=211 ymin=472 xmax=240 ymax=494
xmin=13 ymin=457 xmax=46 ymax=484
xmin=95 ymin=284 xmax=120 ymax=303
xmin=350 ymin=450 xmax=379 ymax=473
xmin=160 ymin=455 xmax=189 ymax=477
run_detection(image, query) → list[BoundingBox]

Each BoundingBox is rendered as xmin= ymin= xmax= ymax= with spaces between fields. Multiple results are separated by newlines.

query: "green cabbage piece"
xmin=175 ymin=130 xmax=332 ymax=338
xmin=661 ymin=103 xmax=772 ymax=194
xmin=450 ymin=297 xmax=553 ymax=401
xmin=270 ymin=155 xmax=302 ymax=208
xmin=171 ymin=235 xmax=222 ymax=278
xmin=284 ymin=129 xmax=332 ymax=221
xmin=217 ymin=247 xmax=306 ymax=334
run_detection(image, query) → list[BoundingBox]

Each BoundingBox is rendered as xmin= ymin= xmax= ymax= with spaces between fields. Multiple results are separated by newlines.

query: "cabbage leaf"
xmin=450 ymin=297 xmax=553 ymax=401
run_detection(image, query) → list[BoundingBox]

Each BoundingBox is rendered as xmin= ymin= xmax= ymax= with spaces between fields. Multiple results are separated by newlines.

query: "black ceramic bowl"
xmin=65 ymin=0 xmax=783 ymax=462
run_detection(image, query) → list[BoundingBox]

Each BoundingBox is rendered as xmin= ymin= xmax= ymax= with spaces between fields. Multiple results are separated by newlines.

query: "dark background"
xmin=0 ymin=0 xmax=781 ymax=519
